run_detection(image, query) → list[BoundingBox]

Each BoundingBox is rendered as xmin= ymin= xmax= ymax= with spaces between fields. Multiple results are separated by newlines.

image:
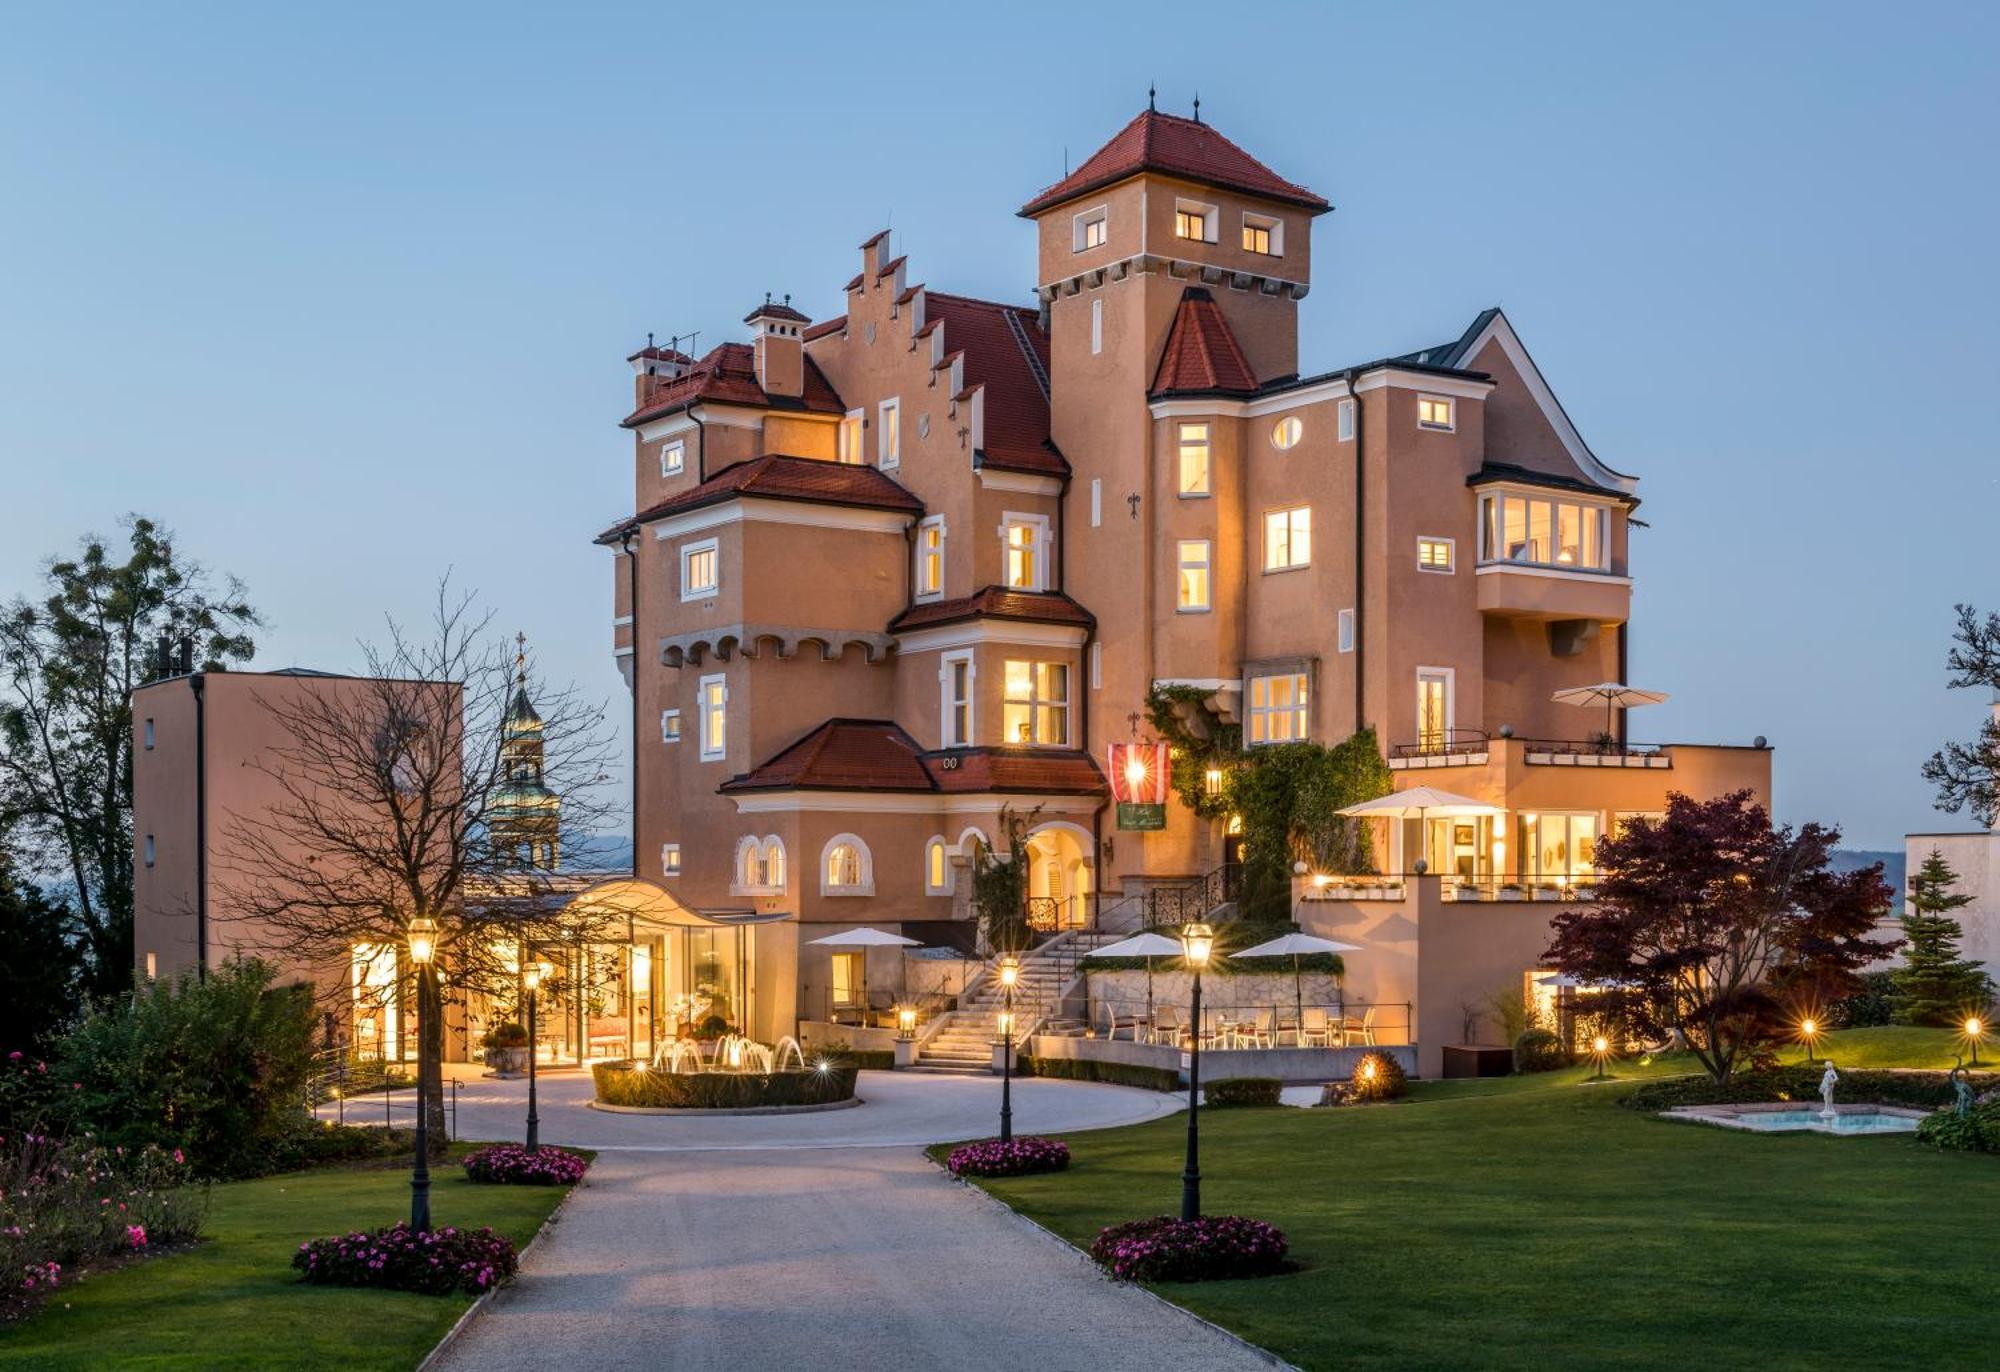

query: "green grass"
xmin=963 ymin=1027 xmax=2000 ymax=1371
xmin=0 ymin=1144 xmax=579 ymax=1371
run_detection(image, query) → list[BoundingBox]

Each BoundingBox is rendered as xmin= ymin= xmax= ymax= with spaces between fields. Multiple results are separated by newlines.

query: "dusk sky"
xmin=3 ymin=2 xmax=1993 ymax=849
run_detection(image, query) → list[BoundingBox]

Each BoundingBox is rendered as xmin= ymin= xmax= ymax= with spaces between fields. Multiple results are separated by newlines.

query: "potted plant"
xmin=691 ymin=1014 xmax=732 ymax=1043
xmin=482 ymin=1021 xmax=531 ymax=1076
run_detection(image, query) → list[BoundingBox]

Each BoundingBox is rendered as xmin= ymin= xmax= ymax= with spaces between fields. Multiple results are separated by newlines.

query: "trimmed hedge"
xmin=1625 ymin=1068 xmax=2000 ymax=1114
xmin=1204 ymin=1077 xmax=1283 ymax=1107
xmin=591 ymin=1061 xmax=859 ymax=1109
xmin=1020 ymin=1055 xmax=1181 ymax=1093
xmin=801 ymin=1043 xmax=897 ymax=1071
xmin=265 ymin=1121 xmax=415 ymax=1173
xmin=1513 ymin=1027 xmax=1573 ymax=1074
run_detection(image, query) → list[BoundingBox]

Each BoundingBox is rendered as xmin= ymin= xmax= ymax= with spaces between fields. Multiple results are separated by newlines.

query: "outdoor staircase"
xmin=913 ymin=928 xmax=1126 ymax=1073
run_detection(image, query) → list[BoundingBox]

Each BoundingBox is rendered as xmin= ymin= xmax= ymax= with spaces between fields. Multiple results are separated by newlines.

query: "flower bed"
xmin=462 ymin=1145 xmax=590 ymax=1186
xmin=945 ymin=1136 xmax=1070 ymax=1177
xmin=292 ymin=1222 xmax=516 ymax=1296
xmin=1088 ymin=1215 xmax=1290 ymax=1282
xmin=591 ymin=1062 xmax=858 ymax=1110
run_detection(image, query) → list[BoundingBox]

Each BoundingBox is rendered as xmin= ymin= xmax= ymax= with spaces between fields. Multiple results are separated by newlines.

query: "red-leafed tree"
xmin=1544 ymin=790 xmax=1897 ymax=1082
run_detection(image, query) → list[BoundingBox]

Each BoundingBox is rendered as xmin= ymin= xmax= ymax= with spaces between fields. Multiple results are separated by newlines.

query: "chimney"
xmin=628 ymin=333 xmax=694 ymax=407
xmin=745 ymin=293 xmax=808 ymax=400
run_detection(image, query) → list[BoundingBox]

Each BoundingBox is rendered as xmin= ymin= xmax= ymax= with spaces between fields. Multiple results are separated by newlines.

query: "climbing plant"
xmin=970 ymin=806 xmax=1035 ymax=952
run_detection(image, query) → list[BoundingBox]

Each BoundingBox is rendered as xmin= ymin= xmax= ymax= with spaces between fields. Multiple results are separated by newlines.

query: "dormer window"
xmin=1174 ymin=198 xmax=1218 ymax=244
xmin=1241 ymin=212 xmax=1282 ymax=256
xmin=838 ymin=410 xmax=864 ymax=464
xmin=1001 ymin=514 xmax=1049 ymax=591
xmin=1418 ymin=395 xmax=1455 ymax=431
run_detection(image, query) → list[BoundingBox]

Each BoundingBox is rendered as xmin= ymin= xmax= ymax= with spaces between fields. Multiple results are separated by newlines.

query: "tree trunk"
xmin=421 ymin=967 xmax=448 ymax=1159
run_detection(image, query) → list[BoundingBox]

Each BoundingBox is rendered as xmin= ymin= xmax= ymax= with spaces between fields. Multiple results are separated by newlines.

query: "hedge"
xmin=1204 ymin=1077 xmax=1283 ymax=1107
xmin=1624 ymin=1068 xmax=2000 ymax=1114
xmin=1915 ymin=1104 xmax=2000 ymax=1153
xmin=1019 ymin=1055 xmax=1181 ymax=1093
xmin=800 ymin=1043 xmax=897 ymax=1071
xmin=591 ymin=1062 xmax=859 ymax=1109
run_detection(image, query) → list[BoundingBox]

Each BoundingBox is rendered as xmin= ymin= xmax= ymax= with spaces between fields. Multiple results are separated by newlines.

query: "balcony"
xmin=1390 ymin=731 xmax=1671 ymax=771
xmin=1475 ymin=562 xmax=1630 ymax=624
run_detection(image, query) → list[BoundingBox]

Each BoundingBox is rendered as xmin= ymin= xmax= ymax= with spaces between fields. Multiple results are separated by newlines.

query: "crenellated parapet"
xmin=658 ymin=623 xmax=896 ymax=669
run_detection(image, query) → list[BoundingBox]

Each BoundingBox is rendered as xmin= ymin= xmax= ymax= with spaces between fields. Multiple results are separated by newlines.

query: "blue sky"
xmin=2 ymin=3 xmax=1994 ymax=848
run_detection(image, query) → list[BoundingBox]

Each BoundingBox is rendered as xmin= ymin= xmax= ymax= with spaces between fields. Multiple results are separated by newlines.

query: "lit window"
xmin=822 ymin=835 xmax=872 ymax=894
xmin=1417 ymin=669 xmax=1452 ymax=751
xmin=1001 ymin=516 xmax=1046 ymax=590
xmin=660 ymin=709 xmax=681 ymax=743
xmin=1247 ymin=672 xmax=1309 ymax=745
xmin=143 ymin=718 xmax=155 ymax=750
xmin=660 ymin=440 xmax=685 ymax=476
xmin=1090 ymin=298 xmax=1103 ymax=355
xmin=830 ymin=951 xmax=864 ymax=1005
xmin=1002 ymin=659 xmax=1070 ymax=746
xmin=661 ymin=843 xmax=682 ymax=876
xmin=765 ymin=836 xmax=786 ymax=888
xmin=838 ymin=410 xmax=865 ymax=464
xmin=1418 ymin=395 xmax=1455 ymax=431
xmin=1337 ymin=608 xmax=1354 ymax=653
xmin=698 ymin=674 xmax=727 ymax=760
xmin=1520 ymin=812 xmax=1599 ymax=884
xmin=1338 ymin=398 xmax=1355 ymax=442
xmin=736 ymin=835 xmax=786 ymax=892
xmin=1263 ymin=506 xmax=1311 ymax=571
xmin=1177 ymin=540 xmax=1211 ymax=612
xmin=878 ymin=398 xmax=900 ymax=467
xmin=144 ymin=951 xmax=157 ymax=981
xmin=740 ymin=837 xmax=766 ymax=889
xmin=916 ymin=516 xmax=945 ymax=599
xmin=680 ymin=538 xmax=719 ymax=600
xmin=1611 ymin=812 xmax=1665 ymax=840
xmin=1177 ymin=423 xmax=1210 ymax=496
xmin=1175 ymin=199 xmax=1217 ymax=243
xmin=1417 ymin=537 xmax=1455 ymax=573
xmin=925 ymin=837 xmax=952 ymax=894
xmin=1272 ymin=416 xmax=1303 ymax=450
xmin=1074 ymin=209 xmax=1108 ymax=252
xmin=940 ymin=652 xmax=973 ymax=747
xmin=1241 ymin=213 xmax=1281 ymax=256
xmin=1479 ymin=493 xmax=1610 ymax=571
xmin=143 ymin=834 xmax=156 ymax=867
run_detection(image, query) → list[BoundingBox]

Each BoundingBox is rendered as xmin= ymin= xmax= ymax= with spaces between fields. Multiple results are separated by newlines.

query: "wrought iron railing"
xmin=1145 ymin=866 xmax=1241 ymax=927
xmin=1390 ymin=727 xmax=1491 ymax=759
xmin=307 ymin=1048 xmax=456 ymax=1138
xmin=1083 ymin=998 xmax=1414 ymax=1048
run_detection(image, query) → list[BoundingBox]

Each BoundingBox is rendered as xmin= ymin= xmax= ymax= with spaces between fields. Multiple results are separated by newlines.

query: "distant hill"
xmin=1831 ymin=849 xmax=1905 ymax=907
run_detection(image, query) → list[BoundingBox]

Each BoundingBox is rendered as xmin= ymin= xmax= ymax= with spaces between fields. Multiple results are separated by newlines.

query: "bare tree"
xmin=218 ymin=580 xmax=618 ymax=1145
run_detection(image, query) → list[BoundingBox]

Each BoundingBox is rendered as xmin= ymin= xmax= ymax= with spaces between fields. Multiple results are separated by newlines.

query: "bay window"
xmin=1177 ymin=422 xmax=1210 ymax=496
xmin=1001 ymin=514 xmax=1047 ymax=590
xmin=1002 ymin=659 xmax=1069 ymax=746
xmin=1479 ymin=491 xmax=1610 ymax=571
xmin=1177 ymin=540 xmax=1211 ymax=611
xmin=1247 ymin=670 xmax=1309 ymax=745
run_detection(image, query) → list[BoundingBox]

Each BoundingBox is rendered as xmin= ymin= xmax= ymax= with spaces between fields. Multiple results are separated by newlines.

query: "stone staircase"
xmin=913 ymin=928 xmax=1126 ymax=1074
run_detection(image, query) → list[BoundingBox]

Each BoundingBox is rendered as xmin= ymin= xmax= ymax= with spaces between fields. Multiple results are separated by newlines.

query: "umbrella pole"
xmin=1146 ymin=957 xmax=1154 ymax=1020
xmin=1294 ymin=954 xmax=1304 ymax=1039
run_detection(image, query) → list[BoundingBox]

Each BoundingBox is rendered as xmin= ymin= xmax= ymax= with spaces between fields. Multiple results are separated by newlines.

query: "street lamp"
xmin=523 ymin=958 xmax=549 ymax=1151
xmin=1798 ymin=1016 xmax=1821 ymax=1065
xmin=1967 ymin=1015 xmax=1986 ymax=1068
xmin=1591 ymin=1034 xmax=1610 ymax=1081
xmin=1180 ymin=921 xmax=1215 ymax=1221
xmin=405 ymin=915 xmax=438 ymax=1233
xmin=997 ymin=954 xmax=1020 ymax=1144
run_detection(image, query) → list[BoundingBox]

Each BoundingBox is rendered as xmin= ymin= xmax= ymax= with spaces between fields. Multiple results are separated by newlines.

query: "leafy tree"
xmin=0 ymin=848 xmax=81 ymax=1054
xmin=1891 ymin=848 xmax=1994 ymax=1026
xmin=970 ymin=807 xmax=1034 ymax=953
xmin=0 ymin=517 xmax=258 ymax=996
xmin=1544 ymin=791 xmax=1896 ymax=1082
xmin=1923 ymin=603 xmax=2000 ymax=825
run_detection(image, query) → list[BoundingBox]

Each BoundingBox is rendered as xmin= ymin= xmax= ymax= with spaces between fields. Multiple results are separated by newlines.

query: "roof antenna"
xmin=1193 ymin=92 xmax=1201 ymax=124
xmin=1148 ymin=82 xmax=1156 ymax=112
xmin=646 ymin=331 xmax=655 ymax=349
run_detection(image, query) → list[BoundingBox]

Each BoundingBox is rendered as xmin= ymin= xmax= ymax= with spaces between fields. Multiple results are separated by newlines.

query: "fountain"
xmin=772 ymin=1035 xmax=807 ymax=1072
xmin=593 ymin=1029 xmax=861 ymax=1114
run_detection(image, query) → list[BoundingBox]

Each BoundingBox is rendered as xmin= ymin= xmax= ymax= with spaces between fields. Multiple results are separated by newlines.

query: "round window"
xmin=1272 ymin=416 xmax=1304 ymax=450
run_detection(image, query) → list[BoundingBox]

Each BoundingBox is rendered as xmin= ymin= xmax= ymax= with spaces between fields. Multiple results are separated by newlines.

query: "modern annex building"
xmin=597 ymin=105 xmax=1774 ymax=1067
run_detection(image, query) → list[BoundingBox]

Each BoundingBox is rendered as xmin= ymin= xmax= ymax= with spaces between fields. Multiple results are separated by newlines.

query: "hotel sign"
xmin=1116 ymin=802 xmax=1166 ymax=831
xmin=1108 ymin=742 xmax=1170 ymax=831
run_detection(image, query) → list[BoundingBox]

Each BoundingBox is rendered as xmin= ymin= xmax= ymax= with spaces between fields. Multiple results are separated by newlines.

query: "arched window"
xmin=735 ymin=835 xmax=763 ymax=891
xmin=821 ymin=834 xmax=873 ymax=895
xmin=734 ymin=835 xmax=789 ymax=894
xmin=925 ymin=836 xmax=952 ymax=895
xmin=762 ymin=835 xmax=786 ymax=889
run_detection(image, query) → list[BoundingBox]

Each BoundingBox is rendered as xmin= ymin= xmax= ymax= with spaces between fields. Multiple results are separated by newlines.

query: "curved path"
xmin=430 ymin=1070 xmax=1279 ymax=1372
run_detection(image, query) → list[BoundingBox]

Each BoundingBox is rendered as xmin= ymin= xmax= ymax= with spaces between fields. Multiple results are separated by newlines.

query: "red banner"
xmin=1107 ymin=742 xmax=1170 ymax=804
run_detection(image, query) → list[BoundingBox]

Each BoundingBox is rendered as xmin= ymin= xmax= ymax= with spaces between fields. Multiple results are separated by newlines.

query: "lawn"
xmin=962 ymin=1027 xmax=2000 ymax=1371
xmin=0 ymin=1144 xmax=579 ymax=1372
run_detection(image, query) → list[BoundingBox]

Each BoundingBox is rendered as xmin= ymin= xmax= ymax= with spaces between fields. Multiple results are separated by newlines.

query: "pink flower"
xmin=127 ymin=1225 xmax=147 ymax=1248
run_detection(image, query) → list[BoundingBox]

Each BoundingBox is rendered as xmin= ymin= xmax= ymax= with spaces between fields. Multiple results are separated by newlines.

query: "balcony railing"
xmin=1391 ymin=728 xmax=1491 ymax=759
xmin=1300 ymin=872 xmax=1605 ymax=903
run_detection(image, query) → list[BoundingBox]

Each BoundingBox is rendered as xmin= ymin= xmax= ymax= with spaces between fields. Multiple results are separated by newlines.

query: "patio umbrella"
xmin=1337 ymin=787 xmax=1504 ymax=874
xmin=1236 ymin=932 xmax=1362 ymax=1028
xmin=807 ymin=928 xmax=922 ymax=1004
xmin=1089 ymin=932 xmax=1185 ymax=1018
xmin=1550 ymin=682 xmax=1669 ymax=739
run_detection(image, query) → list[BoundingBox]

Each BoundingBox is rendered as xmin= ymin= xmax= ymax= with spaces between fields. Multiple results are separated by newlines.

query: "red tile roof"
xmin=923 ymin=292 xmax=1065 ymax=477
xmin=888 ymin=587 xmax=1094 ymax=634
xmin=597 ymin=455 xmax=921 ymax=542
xmin=1150 ymin=288 xmax=1259 ymax=397
xmin=620 ymin=342 xmax=847 ymax=428
xmin=626 ymin=344 xmax=695 ymax=365
xmin=745 ymin=297 xmax=811 ymax=324
xmin=722 ymin=719 xmax=1106 ymax=797
xmin=1021 ymin=110 xmax=1329 ymax=217
xmin=803 ymin=315 xmax=846 ymax=342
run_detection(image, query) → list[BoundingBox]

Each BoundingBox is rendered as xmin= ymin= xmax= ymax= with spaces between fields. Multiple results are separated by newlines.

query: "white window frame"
xmin=1072 ymin=205 xmax=1109 ymax=252
xmin=1478 ymin=490 xmax=1613 ymax=571
xmin=1263 ymin=505 xmax=1311 ymax=571
xmin=1090 ymin=298 xmax=1103 ymax=355
xmin=1271 ymin=416 xmax=1303 ymax=451
xmin=820 ymin=833 xmax=875 ymax=896
xmin=1089 ymin=640 xmax=1103 ymax=690
xmin=1246 ymin=671 xmax=1310 ymax=746
xmin=838 ymin=409 xmax=865 ymax=464
xmin=915 ymin=515 xmax=946 ymax=601
xmin=697 ymin=673 xmax=727 ymax=761
xmin=660 ymin=708 xmax=681 ymax=744
xmin=1338 ymin=397 xmax=1356 ymax=442
xmin=1176 ymin=422 xmax=1210 ymax=497
xmin=660 ymin=440 xmax=685 ymax=477
xmin=733 ymin=834 xmax=788 ymax=895
xmin=1417 ymin=666 xmax=1455 ymax=751
xmin=1240 ymin=211 xmax=1283 ymax=257
xmin=1337 ymin=608 xmax=1355 ymax=654
xmin=1176 ymin=539 xmax=1212 ymax=613
xmin=1174 ymin=197 xmax=1218 ymax=244
xmin=1417 ymin=394 xmax=1455 ymax=431
xmin=680 ymin=537 xmax=720 ymax=601
xmin=999 ymin=513 xmax=1050 ymax=591
xmin=939 ymin=650 xmax=975 ymax=748
xmin=1001 ymin=658 xmax=1070 ymax=748
xmin=878 ymin=397 xmax=900 ymax=468
xmin=660 ymin=843 xmax=682 ymax=877
xmin=143 ymin=717 xmax=155 ymax=750
xmin=1417 ymin=536 xmax=1456 ymax=574
xmin=924 ymin=836 xmax=954 ymax=895
xmin=1089 ymin=478 xmax=1102 ymax=527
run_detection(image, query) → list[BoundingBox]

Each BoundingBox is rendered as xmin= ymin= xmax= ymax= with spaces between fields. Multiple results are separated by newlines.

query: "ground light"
xmin=406 ymin=915 xmax=439 ymax=1233
xmin=523 ymin=958 xmax=549 ymax=1151
xmin=1591 ymin=1034 xmax=1610 ymax=1081
xmin=1180 ymin=921 xmax=1215 ymax=1221
xmin=1967 ymin=1016 xmax=1986 ymax=1068
xmin=998 ymin=954 xmax=1020 ymax=1144
xmin=1797 ymin=1016 xmax=1822 ymax=1064
xmin=896 ymin=1006 xmax=918 ymax=1039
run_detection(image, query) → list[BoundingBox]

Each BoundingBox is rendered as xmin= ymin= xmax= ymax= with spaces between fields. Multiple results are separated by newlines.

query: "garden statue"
xmin=1819 ymin=1061 xmax=1839 ymax=1120
xmin=1950 ymin=1065 xmax=1975 ymax=1117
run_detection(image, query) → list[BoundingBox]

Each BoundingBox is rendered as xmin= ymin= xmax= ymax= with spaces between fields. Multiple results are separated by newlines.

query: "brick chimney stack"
xmin=745 ymin=294 xmax=809 ymax=399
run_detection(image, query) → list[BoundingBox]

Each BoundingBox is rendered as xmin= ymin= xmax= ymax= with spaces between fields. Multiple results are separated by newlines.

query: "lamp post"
xmin=1798 ymin=1017 xmax=1821 ymax=1065
xmin=998 ymin=954 xmax=1020 ymax=1143
xmin=523 ymin=958 xmax=549 ymax=1152
xmin=1180 ymin=921 xmax=1215 ymax=1221
xmin=1590 ymin=1034 xmax=1610 ymax=1082
xmin=406 ymin=915 xmax=438 ymax=1233
xmin=1967 ymin=1016 xmax=1986 ymax=1068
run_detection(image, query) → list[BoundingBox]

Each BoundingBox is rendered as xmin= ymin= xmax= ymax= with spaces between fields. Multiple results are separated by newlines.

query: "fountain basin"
xmin=1665 ymin=1102 xmax=1925 ymax=1135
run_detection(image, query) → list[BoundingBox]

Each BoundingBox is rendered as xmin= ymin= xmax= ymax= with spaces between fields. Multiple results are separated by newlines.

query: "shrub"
xmin=1088 ymin=1216 xmax=1289 ymax=1283
xmin=481 ymin=1022 xmax=529 ymax=1051
xmin=1350 ymin=1051 xmax=1408 ymax=1101
xmin=691 ymin=1015 xmax=731 ymax=1042
xmin=263 ymin=1121 xmax=414 ymax=1174
xmin=1019 ymin=1055 xmax=1181 ymax=1092
xmin=292 ymin=1222 xmax=515 ymax=1296
xmin=945 ymin=1136 xmax=1070 ymax=1177
xmin=591 ymin=1062 xmax=858 ymax=1109
xmin=1626 ymin=1068 xmax=2000 ymax=1114
xmin=1915 ymin=1106 xmax=1998 ymax=1153
xmin=1205 ymin=1077 xmax=1283 ymax=1107
xmin=801 ymin=1041 xmax=896 ymax=1071
xmin=1513 ymin=1027 xmax=1573 ymax=1074
xmin=1836 ymin=971 xmax=1897 ymax=1028
xmin=462 ymin=1145 xmax=589 ymax=1186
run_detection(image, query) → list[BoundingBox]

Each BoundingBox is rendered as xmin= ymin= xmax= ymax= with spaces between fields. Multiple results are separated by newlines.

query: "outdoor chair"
xmin=1104 ymin=1008 xmax=1148 ymax=1042
xmin=1299 ymin=1007 xmax=1334 ymax=1047
xmin=1149 ymin=1006 xmax=1184 ymax=1046
xmin=1340 ymin=1006 xmax=1378 ymax=1047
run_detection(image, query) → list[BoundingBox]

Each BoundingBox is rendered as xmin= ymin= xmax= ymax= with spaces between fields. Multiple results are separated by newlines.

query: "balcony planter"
xmin=1498 ymin=883 xmax=1526 ymax=900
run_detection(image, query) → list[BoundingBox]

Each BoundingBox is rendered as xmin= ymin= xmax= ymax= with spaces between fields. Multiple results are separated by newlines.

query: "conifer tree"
xmin=1891 ymin=848 xmax=1994 ymax=1026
